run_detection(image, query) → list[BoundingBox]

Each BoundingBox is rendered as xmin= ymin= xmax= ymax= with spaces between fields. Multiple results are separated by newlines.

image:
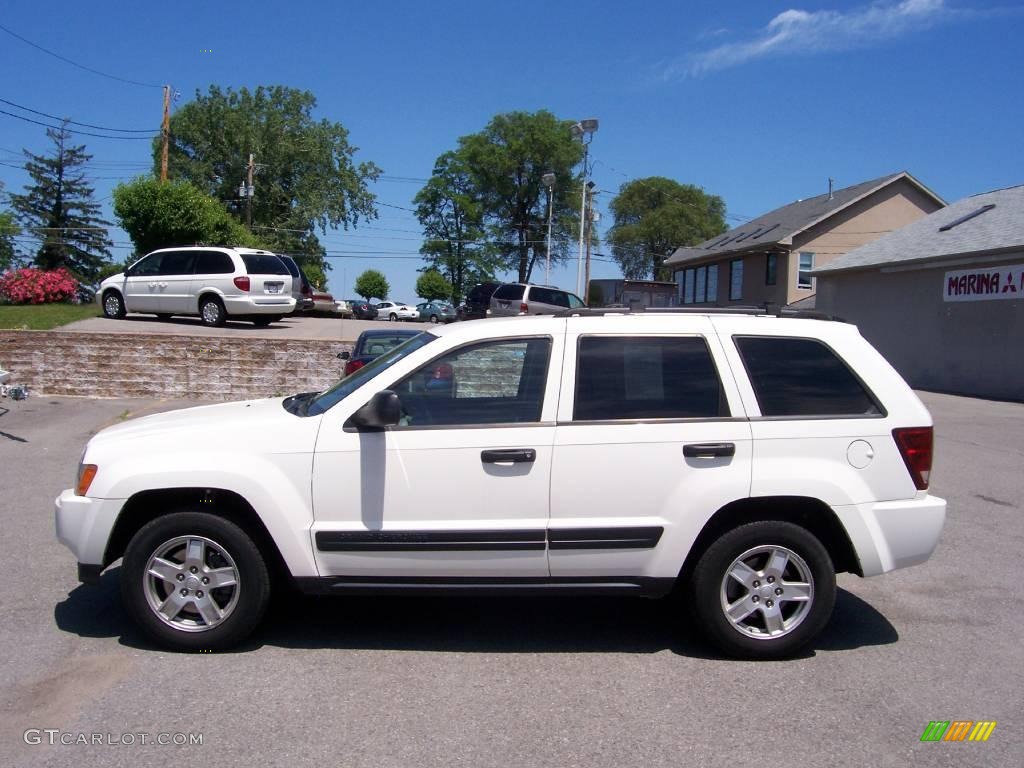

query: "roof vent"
xmin=939 ymin=204 xmax=995 ymax=232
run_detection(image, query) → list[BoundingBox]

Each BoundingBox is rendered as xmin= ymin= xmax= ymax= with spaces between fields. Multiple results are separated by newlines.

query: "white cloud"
xmin=678 ymin=0 xmax=947 ymax=77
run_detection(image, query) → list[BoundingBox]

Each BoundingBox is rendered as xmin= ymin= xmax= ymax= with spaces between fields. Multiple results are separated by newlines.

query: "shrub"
xmin=0 ymin=267 xmax=79 ymax=304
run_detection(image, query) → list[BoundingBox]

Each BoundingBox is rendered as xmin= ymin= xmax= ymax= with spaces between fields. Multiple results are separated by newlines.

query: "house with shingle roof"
xmin=815 ymin=185 xmax=1024 ymax=401
xmin=664 ymin=172 xmax=945 ymax=308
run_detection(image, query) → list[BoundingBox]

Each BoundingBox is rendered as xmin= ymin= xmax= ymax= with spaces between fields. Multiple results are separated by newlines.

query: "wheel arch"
xmin=104 ymin=487 xmax=293 ymax=587
xmin=678 ymin=496 xmax=863 ymax=584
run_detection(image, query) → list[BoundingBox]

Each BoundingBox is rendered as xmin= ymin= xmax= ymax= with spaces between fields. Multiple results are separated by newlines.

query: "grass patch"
xmin=0 ymin=303 xmax=101 ymax=330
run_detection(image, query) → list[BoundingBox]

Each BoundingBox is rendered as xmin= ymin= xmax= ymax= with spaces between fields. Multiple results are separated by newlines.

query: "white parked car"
xmin=375 ymin=301 xmax=418 ymax=321
xmin=55 ymin=309 xmax=945 ymax=658
xmin=98 ymin=246 xmax=296 ymax=327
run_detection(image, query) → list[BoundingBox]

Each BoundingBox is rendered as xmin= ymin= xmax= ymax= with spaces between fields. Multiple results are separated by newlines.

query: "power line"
xmin=0 ymin=97 xmax=156 ymax=133
xmin=0 ymin=22 xmax=162 ymax=89
xmin=0 ymin=108 xmax=158 ymax=140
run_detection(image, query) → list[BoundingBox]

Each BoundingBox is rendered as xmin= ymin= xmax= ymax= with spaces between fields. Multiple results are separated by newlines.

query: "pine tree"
xmin=0 ymin=181 xmax=19 ymax=272
xmin=10 ymin=124 xmax=113 ymax=280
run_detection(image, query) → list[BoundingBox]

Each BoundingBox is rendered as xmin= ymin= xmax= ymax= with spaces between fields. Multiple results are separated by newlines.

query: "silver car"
xmin=489 ymin=283 xmax=585 ymax=316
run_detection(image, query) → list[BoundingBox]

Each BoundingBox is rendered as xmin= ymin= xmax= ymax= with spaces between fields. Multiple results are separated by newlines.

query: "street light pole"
xmin=542 ymin=172 xmax=556 ymax=285
xmin=572 ymin=119 xmax=598 ymax=297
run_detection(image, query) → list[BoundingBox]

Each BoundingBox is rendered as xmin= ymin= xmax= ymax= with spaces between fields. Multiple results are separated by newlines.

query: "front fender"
xmin=97 ymin=450 xmax=318 ymax=577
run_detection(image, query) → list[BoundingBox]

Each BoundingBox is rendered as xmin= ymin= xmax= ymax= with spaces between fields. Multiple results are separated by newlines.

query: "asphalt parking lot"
xmin=63 ymin=312 xmax=425 ymax=340
xmin=0 ymin=391 xmax=1020 ymax=767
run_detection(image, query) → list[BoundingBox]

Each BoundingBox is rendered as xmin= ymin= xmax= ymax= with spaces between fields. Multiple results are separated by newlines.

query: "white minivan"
xmin=98 ymin=246 xmax=297 ymax=327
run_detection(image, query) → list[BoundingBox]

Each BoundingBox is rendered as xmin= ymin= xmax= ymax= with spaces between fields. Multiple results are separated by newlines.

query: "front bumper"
xmin=55 ymin=489 xmax=126 ymax=571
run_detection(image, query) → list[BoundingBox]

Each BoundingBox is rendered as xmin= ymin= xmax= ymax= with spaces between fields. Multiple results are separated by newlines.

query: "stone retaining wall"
xmin=0 ymin=331 xmax=352 ymax=400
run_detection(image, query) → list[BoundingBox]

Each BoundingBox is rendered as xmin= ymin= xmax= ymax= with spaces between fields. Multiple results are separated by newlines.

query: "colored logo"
xmin=920 ymin=721 xmax=997 ymax=742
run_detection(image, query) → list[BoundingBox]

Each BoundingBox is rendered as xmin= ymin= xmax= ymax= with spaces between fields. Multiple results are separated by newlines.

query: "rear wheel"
xmin=251 ymin=316 xmax=274 ymax=327
xmin=121 ymin=512 xmax=270 ymax=651
xmin=199 ymin=296 xmax=226 ymax=327
xmin=102 ymin=290 xmax=126 ymax=319
xmin=389 ymin=313 xmax=398 ymax=322
xmin=689 ymin=521 xmax=836 ymax=660
xmin=429 ymin=314 xmax=439 ymax=324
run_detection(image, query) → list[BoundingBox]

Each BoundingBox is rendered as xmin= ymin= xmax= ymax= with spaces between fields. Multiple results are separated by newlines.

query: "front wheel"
xmin=689 ymin=521 xmax=836 ymax=660
xmin=121 ymin=512 xmax=270 ymax=651
xmin=102 ymin=290 xmax=126 ymax=319
xmin=389 ymin=313 xmax=398 ymax=322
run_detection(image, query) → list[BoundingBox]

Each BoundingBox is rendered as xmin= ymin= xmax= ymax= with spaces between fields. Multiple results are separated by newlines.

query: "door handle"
xmin=159 ymin=282 xmax=167 ymax=288
xmin=481 ymin=448 xmax=536 ymax=464
xmin=683 ymin=442 xmax=736 ymax=458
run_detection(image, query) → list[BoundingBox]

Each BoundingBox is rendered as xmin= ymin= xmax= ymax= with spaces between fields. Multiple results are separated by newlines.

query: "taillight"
xmin=233 ymin=276 xmax=251 ymax=292
xmin=893 ymin=426 xmax=933 ymax=490
xmin=344 ymin=360 xmax=364 ymax=376
xmin=519 ymin=302 xmax=528 ymax=314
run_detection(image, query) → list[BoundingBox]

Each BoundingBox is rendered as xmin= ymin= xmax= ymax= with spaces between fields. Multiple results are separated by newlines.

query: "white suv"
xmin=99 ymin=246 xmax=297 ymax=326
xmin=54 ymin=309 xmax=945 ymax=658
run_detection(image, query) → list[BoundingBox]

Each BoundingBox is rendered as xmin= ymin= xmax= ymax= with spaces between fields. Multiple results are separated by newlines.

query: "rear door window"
xmin=733 ymin=336 xmax=883 ymax=417
xmin=194 ymin=250 xmax=234 ymax=275
xmin=574 ymin=336 xmax=728 ymax=420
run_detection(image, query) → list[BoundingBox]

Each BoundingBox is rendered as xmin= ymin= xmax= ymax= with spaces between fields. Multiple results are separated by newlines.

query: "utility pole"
xmin=584 ymin=184 xmax=595 ymax=303
xmin=246 ymin=153 xmax=255 ymax=229
xmin=160 ymin=85 xmax=171 ymax=183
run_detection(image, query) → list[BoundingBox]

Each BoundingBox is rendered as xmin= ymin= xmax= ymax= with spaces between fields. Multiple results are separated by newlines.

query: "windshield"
xmin=306 ymin=332 xmax=435 ymax=415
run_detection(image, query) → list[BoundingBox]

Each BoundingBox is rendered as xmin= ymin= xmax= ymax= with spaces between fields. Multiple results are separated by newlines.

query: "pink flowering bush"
xmin=0 ymin=267 xmax=79 ymax=304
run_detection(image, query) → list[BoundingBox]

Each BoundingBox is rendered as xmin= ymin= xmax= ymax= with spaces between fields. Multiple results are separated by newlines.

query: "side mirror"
xmin=347 ymin=390 xmax=401 ymax=430
xmin=338 ymin=350 xmax=350 ymax=360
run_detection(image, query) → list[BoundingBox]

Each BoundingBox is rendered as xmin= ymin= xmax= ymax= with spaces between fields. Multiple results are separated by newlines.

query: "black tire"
xmin=389 ymin=313 xmax=398 ymax=322
xmin=199 ymin=295 xmax=226 ymax=327
xmin=251 ymin=316 xmax=274 ymax=327
xmin=429 ymin=314 xmax=438 ymax=324
xmin=156 ymin=314 xmax=172 ymax=321
xmin=121 ymin=512 xmax=271 ymax=651
xmin=688 ymin=521 xmax=836 ymax=660
xmin=102 ymin=290 xmax=126 ymax=319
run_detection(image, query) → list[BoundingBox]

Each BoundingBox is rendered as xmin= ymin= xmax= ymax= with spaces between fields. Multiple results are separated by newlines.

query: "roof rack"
xmin=555 ymin=305 xmax=846 ymax=322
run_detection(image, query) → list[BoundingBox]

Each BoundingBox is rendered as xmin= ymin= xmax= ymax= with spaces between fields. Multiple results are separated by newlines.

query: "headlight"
xmin=76 ymin=464 xmax=98 ymax=496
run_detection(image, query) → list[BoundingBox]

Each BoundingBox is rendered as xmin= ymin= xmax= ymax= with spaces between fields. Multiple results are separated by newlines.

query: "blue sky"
xmin=1 ymin=0 xmax=1022 ymax=301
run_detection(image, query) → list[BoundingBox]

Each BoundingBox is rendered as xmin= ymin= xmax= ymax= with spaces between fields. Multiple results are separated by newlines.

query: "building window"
xmin=729 ymin=259 xmax=743 ymax=301
xmin=765 ymin=254 xmax=777 ymax=286
xmin=695 ymin=266 xmax=707 ymax=303
xmin=706 ymin=264 xmax=718 ymax=303
xmin=683 ymin=269 xmax=695 ymax=304
xmin=798 ymin=252 xmax=815 ymax=289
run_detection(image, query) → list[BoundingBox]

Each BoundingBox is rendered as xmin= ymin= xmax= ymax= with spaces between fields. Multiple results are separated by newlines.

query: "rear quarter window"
xmin=734 ymin=336 xmax=883 ymax=417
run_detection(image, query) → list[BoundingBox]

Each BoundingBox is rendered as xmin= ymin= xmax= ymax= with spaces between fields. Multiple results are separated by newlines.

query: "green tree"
xmin=456 ymin=111 xmax=584 ymax=283
xmin=10 ymin=125 xmax=113 ymax=280
xmin=607 ymin=178 xmax=727 ymax=280
xmin=416 ymin=269 xmax=453 ymax=302
xmin=159 ymin=85 xmax=382 ymax=277
xmin=0 ymin=182 xmax=19 ymax=271
xmin=354 ymin=269 xmax=389 ymax=300
xmin=113 ymin=177 xmax=258 ymax=256
xmin=414 ymin=151 xmax=500 ymax=303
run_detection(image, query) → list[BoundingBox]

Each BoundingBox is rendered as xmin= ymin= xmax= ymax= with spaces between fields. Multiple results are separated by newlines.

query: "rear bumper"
xmin=223 ymin=296 xmax=296 ymax=315
xmin=835 ymin=494 xmax=946 ymax=576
